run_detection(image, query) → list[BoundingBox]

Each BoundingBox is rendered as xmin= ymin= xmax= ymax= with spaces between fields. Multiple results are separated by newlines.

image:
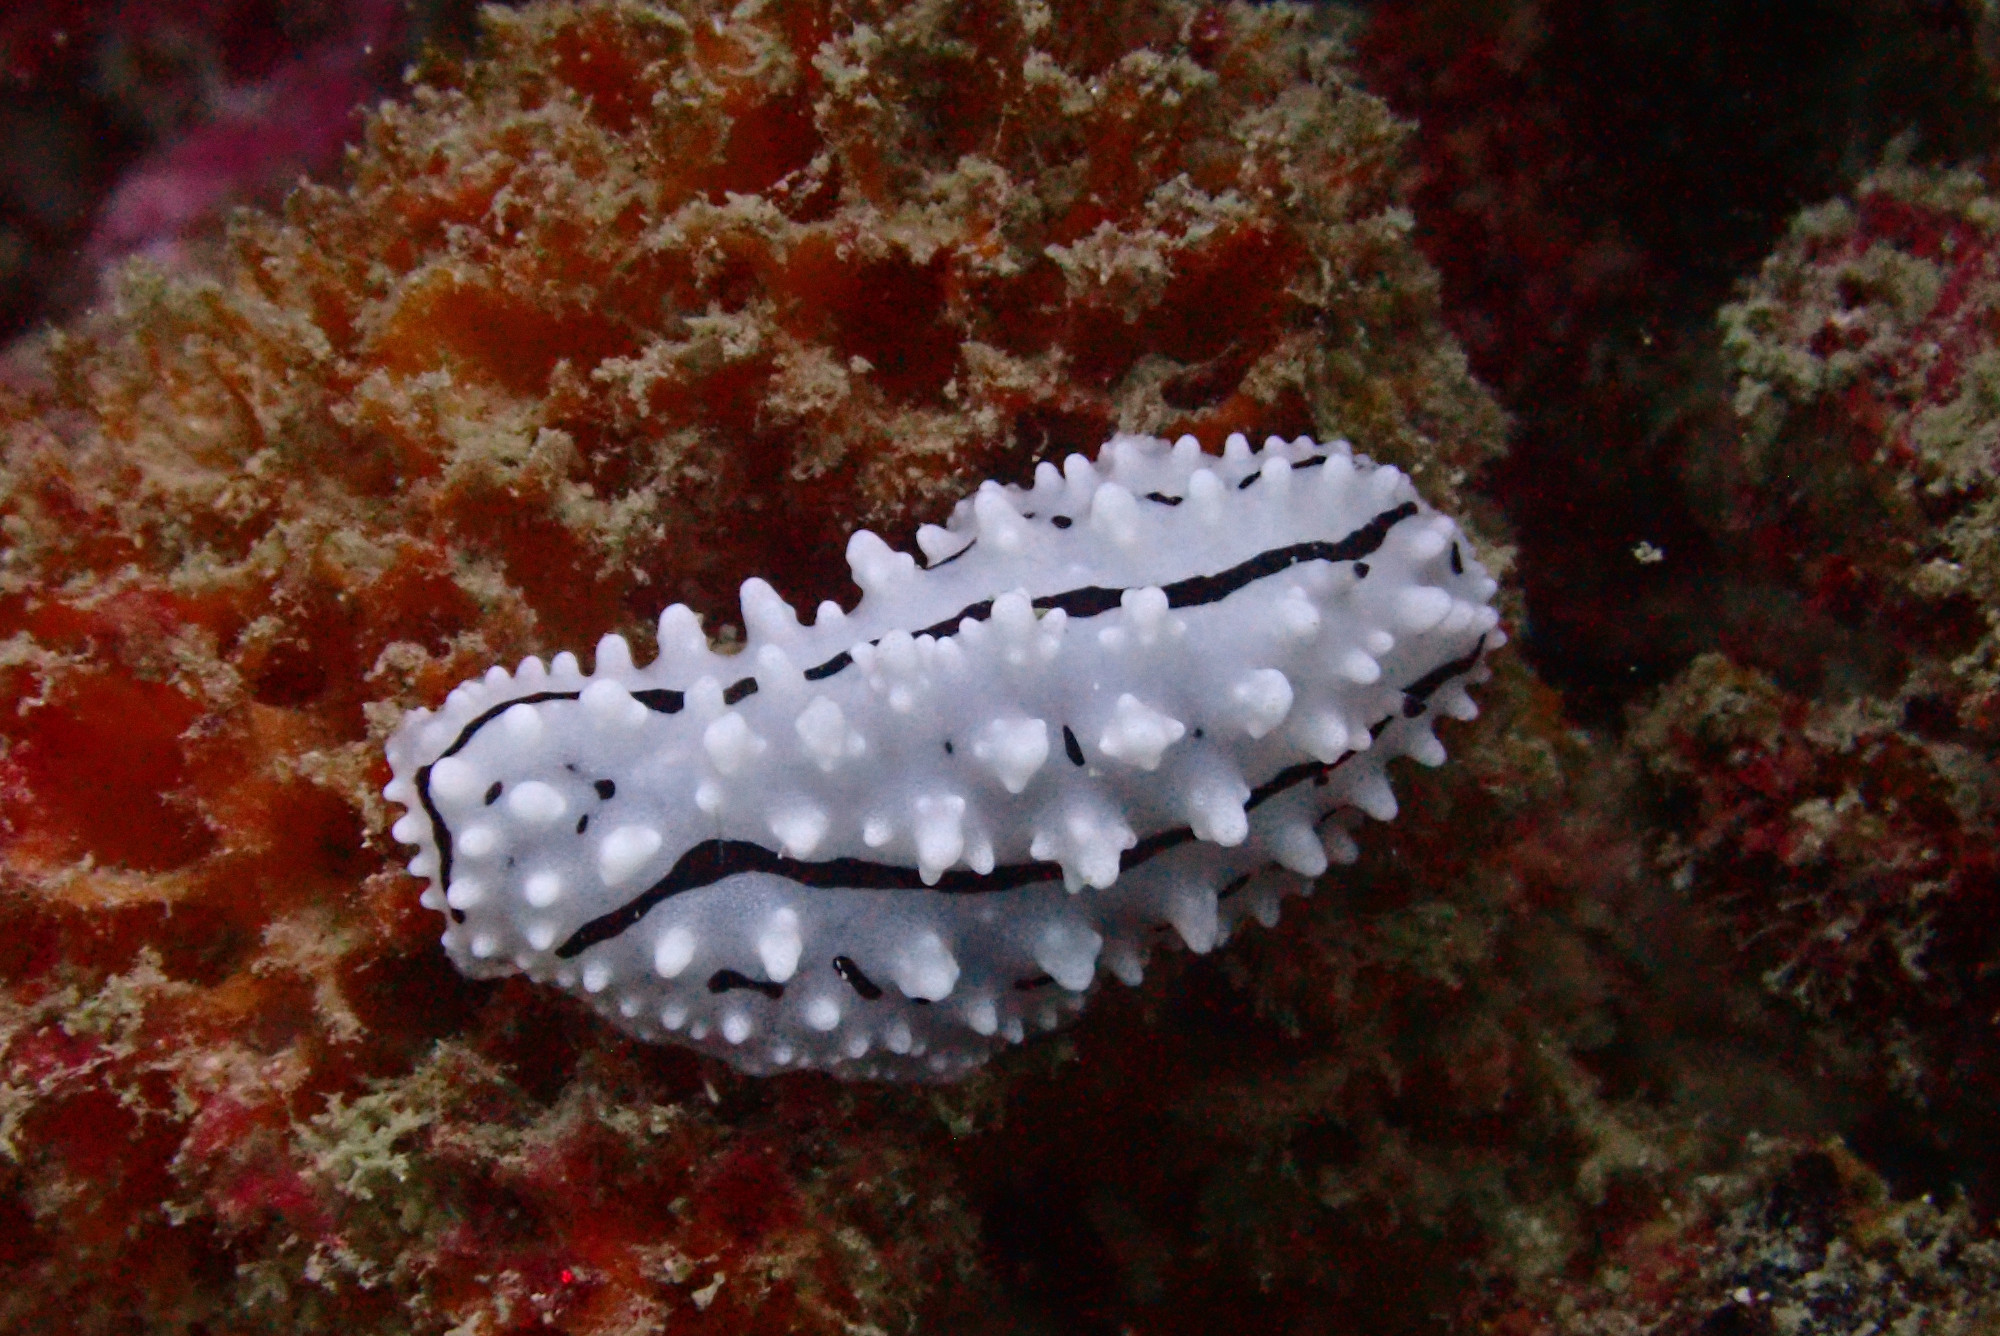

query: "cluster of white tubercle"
xmin=383 ymin=433 xmax=1503 ymax=1079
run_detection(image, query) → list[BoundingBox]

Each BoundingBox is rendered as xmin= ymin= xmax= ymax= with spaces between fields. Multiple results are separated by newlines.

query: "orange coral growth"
xmin=0 ymin=0 xmax=1507 ymax=1329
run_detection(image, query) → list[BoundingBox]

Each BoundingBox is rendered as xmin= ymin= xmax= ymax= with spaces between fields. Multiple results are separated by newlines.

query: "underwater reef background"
xmin=4 ymin=0 xmax=2000 ymax=1330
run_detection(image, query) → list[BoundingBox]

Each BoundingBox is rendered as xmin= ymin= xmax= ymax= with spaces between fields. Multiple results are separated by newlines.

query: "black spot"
xmin=576 ymin=813 xmax=590 ymax=834
xmin=708 ymin=968 xmax=785 ymax=999
xmin=1313 ymin=773 xmax=1329 ymax=787
xmin=722 ymin=677 xmax=758 ymax=705
xmin=1218 ymin=871 xmax=1254 ymax=900
xmin=1050 ymin=515 xmax=1073 ymax=530
xmin=594 ymin=779 xmax=616 ymax=800
xmin=1143 ymin=491 xmax=1183 ymax=506
xmin=1354 ymin=561 xmax=1370 ymax=578
xmin=484 ymin=781 xmax=503 ymax=806
xmin=1062 ymin=725 xmax=1085 ymax=767
xmin=632 ymin=688 xmax=684 ymax=713
xmin=1013 ymin=973 xmax=1055 ymax=991
xmin=804 ymin=651 xmax=852 ymax=681
xmin=1450 ymin=542 xmax=1464 ymax=575
xmin=1192 ymin=727 xmax=1204 ymax=739
xmin=1237 ymin=472 xmax=1259 ymax=489
xmin=1904 ymin=693 xmax=1962 ymax=741
xmin=833 ymin=955 xmax=883 ymax=1000
xmin=943 ymin=740 xmax=954 ymax=755
xmin=1296 ymin=454 xmax=1328 ymax=470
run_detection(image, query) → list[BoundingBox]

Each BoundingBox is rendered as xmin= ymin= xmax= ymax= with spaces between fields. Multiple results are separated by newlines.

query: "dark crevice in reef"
xmin=1357 ymin=0 xmax=1996 ymax=726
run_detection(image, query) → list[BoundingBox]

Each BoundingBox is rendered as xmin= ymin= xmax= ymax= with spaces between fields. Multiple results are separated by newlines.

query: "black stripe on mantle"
xmin=552 ymin=735 xmax=1355 ymax=958
xmin=550 ymin=631 xmax=1490 ymax=961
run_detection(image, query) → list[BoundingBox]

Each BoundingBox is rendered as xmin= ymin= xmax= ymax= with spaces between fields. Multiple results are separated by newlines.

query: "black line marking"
xmin=708 ymin=968 xmax=785 ymax=999
xmin=914 ymin=599 xmax=993 ymax=639
xmin=594 ymin=779 xmax=616 ymax=800
xmin=891 ymin=503 xmax=1417 ymax=642
xmin=1295 ymin=455 xmax=1328 ymax=470
xmin=1450 ymin=542 xmax=1464 ymax=575
xmin=554 ymin=688 xmax=1471 ymax=959
xmin=1401 ymin=634 xmax=1487 ymax=717
xmin=1143 ymin=491 xmax=1183 ymax=506
xmin=557 ymin=843 xmax=1070 ymax=956
xmin=1050 ymin=515 xmax=1073 ymax=529
xmin=484 ymin=782 xmax=503 ymax=806
xmin=1013 ymin=973 xmax=1055 ymax=991
xmin=833 ymin=955 xmax=883 ymax=1000
xmin=1062 ymin=725 xmax=1086 ymax=767
xmin=1237 ymin=472 xmax=1260 ymax=489
xmin=1217 ymin=871 xmax=1254 ymax=901
xmin=924 ymin=536 xmax=976 ymax=570
xmin=632 ymin=688 xmax=684 ymax=712
xmin=722 ymin=677 xmax=758 ymax=705
xmin=975 ymin=503 xmax=1418 ymax=629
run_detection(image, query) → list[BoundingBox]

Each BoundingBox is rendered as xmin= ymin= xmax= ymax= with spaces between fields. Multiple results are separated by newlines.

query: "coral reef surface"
xmin=0 ymin=1 xmax=1536 ymax=1330
xmin=6 ymin=0 xmax=2000 ymax=1329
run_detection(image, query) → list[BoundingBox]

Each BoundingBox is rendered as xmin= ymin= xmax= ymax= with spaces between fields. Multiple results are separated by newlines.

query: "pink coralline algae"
xmin=0 ymin=0 xmax=434 ymax=343
xmin=85 ymin=0 xmax=408 ymax=272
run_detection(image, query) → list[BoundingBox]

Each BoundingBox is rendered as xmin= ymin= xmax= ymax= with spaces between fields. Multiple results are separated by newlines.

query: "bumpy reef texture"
xmin=1630 ymin=163 xmax=2000 ymax=1215
xmin=6 ymin=0 xmax=2000 ymax=1330
xmin=0 ymin=0 xmax=1525 ymax=1329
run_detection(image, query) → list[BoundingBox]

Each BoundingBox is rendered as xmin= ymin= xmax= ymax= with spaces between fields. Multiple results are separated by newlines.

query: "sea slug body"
xmin=383 ymin=433 xmax=1504 ymax=1079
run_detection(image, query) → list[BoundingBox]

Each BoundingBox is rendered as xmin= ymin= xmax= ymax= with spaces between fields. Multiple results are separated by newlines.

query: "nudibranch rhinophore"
xmin=383 ymin=433 xmax=1503 ymax=1079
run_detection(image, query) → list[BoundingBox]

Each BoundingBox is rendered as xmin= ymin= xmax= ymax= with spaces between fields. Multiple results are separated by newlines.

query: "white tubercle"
xmin=598 ymin=825 xmax=663 ymax=886
xmin=757 ymin=909 xmax=804 ymax=982
xmin=1230 ymin=668 xmax=1294 ymax=738
xmin=972 ymin=716 xmax=1049 ymax=794
xmin=1097 ymin=694 xmax=1185 ymax=770
xmin=911 ymin=794 xmax=969 ymax=884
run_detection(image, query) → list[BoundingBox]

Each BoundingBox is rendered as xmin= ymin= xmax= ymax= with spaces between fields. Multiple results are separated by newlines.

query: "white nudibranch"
xmin=382 ymin=432 xmax=1504 ymax=1079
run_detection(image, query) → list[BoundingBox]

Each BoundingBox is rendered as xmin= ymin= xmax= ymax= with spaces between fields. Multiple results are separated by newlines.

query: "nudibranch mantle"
xmin=383 ymin=432 xmax=1503 ymax=1079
